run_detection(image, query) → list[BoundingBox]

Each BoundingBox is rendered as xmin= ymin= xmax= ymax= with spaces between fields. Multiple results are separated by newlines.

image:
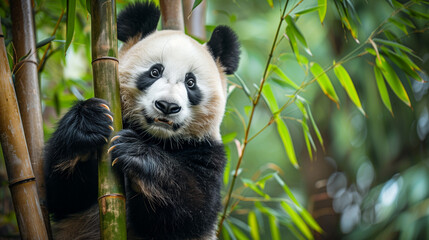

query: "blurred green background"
xmin=1 ymin=0 xmax=428 ymax=239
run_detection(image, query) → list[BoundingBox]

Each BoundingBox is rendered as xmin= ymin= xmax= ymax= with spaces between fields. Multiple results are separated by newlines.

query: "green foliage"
xmin=0 ymin=0 xmax=427 ymax=239
xmin=65 ymin=0 xmax=76 ymax=53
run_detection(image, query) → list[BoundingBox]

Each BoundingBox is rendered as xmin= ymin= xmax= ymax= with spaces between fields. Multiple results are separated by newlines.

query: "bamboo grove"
xmin=0 ymin=0 xmax=428 ymax=239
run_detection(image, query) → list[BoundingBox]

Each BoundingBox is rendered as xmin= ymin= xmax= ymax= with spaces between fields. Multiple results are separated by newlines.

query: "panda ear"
xmin=207 ymin=26 xmax=240 ymax=75
xmin=117 ymin=2 xmax=160 ymax=42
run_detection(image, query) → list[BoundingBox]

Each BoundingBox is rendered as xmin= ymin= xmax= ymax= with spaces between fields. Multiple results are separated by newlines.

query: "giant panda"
xmin=44 ymin=1 xmax=240 ymax=240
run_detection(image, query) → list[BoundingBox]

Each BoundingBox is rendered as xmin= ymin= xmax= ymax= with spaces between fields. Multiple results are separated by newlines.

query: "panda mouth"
xmin=144 ymin=114 xmax=181 ymax=131
xmin=154 ymin=118 xmax=173 ymax=126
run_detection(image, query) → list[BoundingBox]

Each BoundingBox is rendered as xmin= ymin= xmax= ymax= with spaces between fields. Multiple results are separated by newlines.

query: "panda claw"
xmin=108 ymin=125 xmax=114 ymax=131
xmin=107 ymin=145 xmax=116 ymax=154
xmin=103 ymin=136 xmax=108 ymax=143
xmin=112 ymin=158 xmax=119 ymax=167
xmin=110 ymin=135 xmax=120 ymax=143
xmin=100 ymin=103 xmax=110 ymax=111
xmin=104 ymin=113 xmax=114 ymax=122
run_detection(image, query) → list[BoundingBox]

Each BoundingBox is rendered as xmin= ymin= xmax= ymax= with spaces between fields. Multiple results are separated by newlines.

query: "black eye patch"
xmin=136 ymin=64 xmax=164 ymax=91
xmin=185 ymin=73 xmax=202 ymax=106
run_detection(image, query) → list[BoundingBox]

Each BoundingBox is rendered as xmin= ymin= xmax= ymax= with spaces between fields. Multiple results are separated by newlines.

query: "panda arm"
xmin=44 ymin=98 xmax=113 ymax=219
xmin=111 ymin=130 xmax=225 ymax=238
xmin=110 ymin=129 xmax=177 ymax=202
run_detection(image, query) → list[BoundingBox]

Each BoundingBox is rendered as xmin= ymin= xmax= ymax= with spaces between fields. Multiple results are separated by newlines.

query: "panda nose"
xmin=155 ymin=100 xmax=181 ymax=114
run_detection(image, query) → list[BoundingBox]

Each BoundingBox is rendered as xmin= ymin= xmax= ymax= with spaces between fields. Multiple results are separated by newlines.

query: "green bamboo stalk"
xmin=160 ymin=0 xmax=185 ymax=31
xmin=0 ymin=19 xmax=49 ymax=240
xmin=10 ymin=1 xmax=52 ymax=238
xmin=183 ymin=0 xmax=207 ymax=40
xmin=90 ymin=0 xmax=127 ymax=239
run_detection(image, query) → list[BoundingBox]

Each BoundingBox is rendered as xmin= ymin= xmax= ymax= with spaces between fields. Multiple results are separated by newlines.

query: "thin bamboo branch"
xmin=217 ymin=1 xmax=291 ymax=235
xmin=0 ymin=19 xmax=49 ymax=240
xmin=10 ymin=0 xmax=52 ymax=238
xmin=183 ymin=0 xmax=206 ymax=40
xmin=90 ymin=0 xmax=127 ymax=239
xmin=38 ymin=9 xmax=64 ymax=72
xmin=160 ymin=0 xmax=185 ymax=31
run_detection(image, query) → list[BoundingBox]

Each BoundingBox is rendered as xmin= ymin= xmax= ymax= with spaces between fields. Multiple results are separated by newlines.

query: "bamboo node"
xmin=97 ymin=193 xmax=126 ymax=201
xmin=9 ymin=177 xmax=36 ymax=189
xmin=91 ymin=56 xmax=119 ymax=64
xmin=0 ymin=34 xmax=4 ymax=38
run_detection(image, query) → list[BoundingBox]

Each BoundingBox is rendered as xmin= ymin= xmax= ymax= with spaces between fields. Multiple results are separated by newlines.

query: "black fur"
xmin=110 ymin=128 xmax=225 ymax=239
xmin=136 ymin=63 xmax=164 ymax=91
xmin=45 ymin=99 xmax=226 ymax=239
xmin=117 ymin=1 xmax=160 ymax=42
xmin=185 ymin=73 xmax=202 ymax=106
xmin=44 ymin=98 xmax=113 ymax=220
xmin=207 ymin=26 xmax=241 ymax=74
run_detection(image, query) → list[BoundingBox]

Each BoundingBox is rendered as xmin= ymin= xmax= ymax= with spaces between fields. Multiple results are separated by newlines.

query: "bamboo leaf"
xmin=279 ymin=53 xmax=309 ymax=65
xmin=242 ymin=179 xmax=270 ymax=199
xmin=398 ymin=16 xmax=415 ymax=29
xmin=408 ymin=9 xmax=429 ymax=19
xmin=381 ymin=46 xmax=423 ymax=82
xmin=86 ymin=0 xmax=91 ymax=13
xmin=373 ymin=38 xmax=413 ymax=53
xmin=380 ymin=45 xmax=421 ymax=72
xmin=284 ymin=224 xmax=306 ymax=240
xmin=285 ymin=26 xmax=301 ymax=63
xmin=285 ymin=16 xmax=312 ymax=56
xmin=224 ymin=221 xmax=237 ymax=240
xmin=376 ymin=56 xmax=411 ymax=107
xmin=256 ymin=173 xmax=275 ymax=189
xmin=222 ymin=132 xmax=237 ymax=144
xmin=342 ymin=16 xmax=359 ymax=43
xmin=230 ymin=224 xmax=250 ymax=240
xmin=269 ymin=215 xmax=281 ymax=240
xmin=307 ymin=104 xmax=324 ymax=148
xmin=317 ymin=0 xmax=327 ymax=24
xmin=302 ymin=118 xmax=313 ymax=160
xmin=384 ymin=30 xmax=398 ymax=41
xmin=374 ymin=66 xmax=393 ymax=115
xmin=223 ymin=146 xmax=231 ymax=185
xmin=66 ymin=0 xmax=77 ymax=54
xmin=36 ymin=36 xmax=55 ymax=49
xmin=296 ymin=205 xmax=323 ymax=233
xmin=310 ymin=62 xmax=340 ymax=107
xmin=262 ymin=84 xmax=279 ymax=113
xmin=248 ymin=211 xmax=260 ymax=240
xmin=295 ymin=6 xmax=320 ymax=16
xmin=276 ymin=116 xmax=299 ymax=168
xmin=222 ymin=226 xmax=232 ymax=240
xmin=234 ymin=73 xmax=252 ymax=99
xmin=281 ymin=202 xmax=313 ymax=239
xmin=266 ymin=0 xmax=274 ymax=8
xmin=191 ymin=0 xmax=203 ymax=11
xmin=295 ymin=99 xmax=308 ymax=118
xmin=333 ymin=63 xmax=365 ymax=115
xmin=388 ymin=17 xmax=408 ymax=35
xmin=274 ymin=174 xmax=300 ymax=205
xmin=17 ymin=49 xmax=32 ymax=63
xmin=268 ymin=64 xmax=299 ymax=89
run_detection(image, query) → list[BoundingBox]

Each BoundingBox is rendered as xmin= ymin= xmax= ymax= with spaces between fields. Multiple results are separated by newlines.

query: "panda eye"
xmin=185 ymin=73 xmax=197 ymax=89
xmin=186 ymin=78 xmax=196 ymax=88
xmin=149 ymin=64 xmax=163 ymax=78
xmin=150 ymin=68 xmax=160 ymax=78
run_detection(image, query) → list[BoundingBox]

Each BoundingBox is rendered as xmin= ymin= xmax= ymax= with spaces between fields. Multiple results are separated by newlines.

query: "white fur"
xmin=119 ymin=30 xmax=227 ymax=141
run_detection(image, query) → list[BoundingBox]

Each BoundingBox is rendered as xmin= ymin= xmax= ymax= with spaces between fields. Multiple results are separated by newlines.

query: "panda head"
xmin=117 ymin=2 xmax=240 ymax=141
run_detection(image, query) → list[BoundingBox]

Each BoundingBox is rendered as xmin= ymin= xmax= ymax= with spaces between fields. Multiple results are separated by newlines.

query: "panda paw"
xmin=108 ymin=129 xmax=141 ymax=171
xmin=108 ymin=129 xmax=163 ymax=180
xmin=64 ymin=98 xmax=114 ymax=149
